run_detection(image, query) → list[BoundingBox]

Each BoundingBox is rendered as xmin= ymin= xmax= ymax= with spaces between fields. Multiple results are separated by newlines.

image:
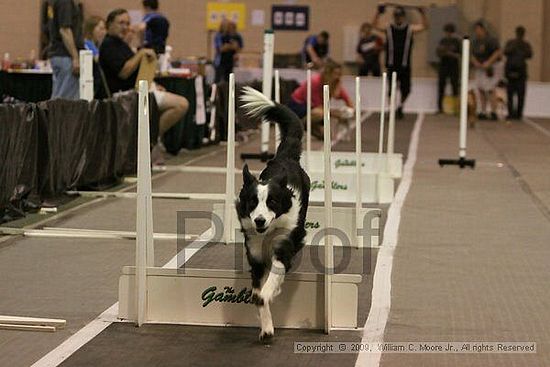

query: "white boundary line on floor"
xmin=524 ymin=117 xmax=550 ymax=139
xmin=355 ymin=112 xmax=424 ymax=367
xmin=29 ymin=149 xmax=224 ymax=367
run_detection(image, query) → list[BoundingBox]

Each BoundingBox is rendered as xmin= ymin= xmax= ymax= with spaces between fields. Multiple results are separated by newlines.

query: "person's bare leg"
xmin=478 ymin=89 xmax=487 ymax=116
xmin=489 ymin=90 xmax=498 ymax=116
xmin=158 ymin=92 xmax=189 ymax=137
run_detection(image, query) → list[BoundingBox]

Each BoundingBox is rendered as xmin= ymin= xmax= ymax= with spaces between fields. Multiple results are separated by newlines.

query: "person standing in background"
xmin=47 ymin=0 xmax=83 ymax=100
xmin=471 ymin=21 xmax=501 ymax=120
xmin=373 ymin=5 xmax=428 ymax=119
xmin=213 ymin=19 xmax=243 ymax=83
xmin=134 ymin=0 xmax=170 ymax=55
xmin=504 ymin=26 xmax=532 ymax=120
xmin=302 ymin=31 xmax=330 ymax=69
xmin=227 ymin=21 xmax=243 ymax=70
xmin=356 ymin=23 xmax=383 ymax=77
xmin=436 ymin=23 xmax=461 ymax=114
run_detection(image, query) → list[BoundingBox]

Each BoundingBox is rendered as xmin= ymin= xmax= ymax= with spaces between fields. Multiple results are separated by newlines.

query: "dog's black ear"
xmin=273 ymin=174 xmax=287 ymax=189
xmin=242 ymin=164 xmax=257 ymax=186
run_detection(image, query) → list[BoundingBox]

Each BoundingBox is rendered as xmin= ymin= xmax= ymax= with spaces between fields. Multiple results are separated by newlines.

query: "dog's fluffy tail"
xmin=240 ymin=86 xmax=303 ymax=161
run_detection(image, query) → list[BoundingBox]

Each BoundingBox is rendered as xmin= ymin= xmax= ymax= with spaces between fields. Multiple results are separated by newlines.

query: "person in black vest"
xmin=504 ymin=26 xmax=532 ymax=120
xmin=436 ymin=23 xmax=461 ymax=113
xmin=374 ymin=5 xmax=428 ymax=119
xmin=356 ymin=22 xmax=383 ymax=77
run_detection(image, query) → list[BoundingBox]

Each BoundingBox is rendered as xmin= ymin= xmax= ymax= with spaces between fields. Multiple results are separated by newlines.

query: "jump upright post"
xmin=438 ymin=37 xmax=476 ymax=169
xmin=240 ymin=30 xmax=276 ymax=162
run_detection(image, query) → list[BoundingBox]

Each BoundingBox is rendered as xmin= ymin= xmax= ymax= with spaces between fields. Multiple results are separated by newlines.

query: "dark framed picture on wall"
xmin=271 ymin=5 xmax=309 ymax=31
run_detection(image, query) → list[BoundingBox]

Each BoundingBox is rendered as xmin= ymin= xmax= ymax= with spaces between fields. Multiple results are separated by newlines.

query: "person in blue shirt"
xmin=135 ymin=0 xmax=170 ymax=54
xmin=214 ymin=19 xmax=243 ymax=83
xmin=83 ymin=15 xmax=108 ymax=98
xmin=302 ymin=31 xmax=329 ymax=68
xmin=83 ymin=16 xmax=106 ymax=59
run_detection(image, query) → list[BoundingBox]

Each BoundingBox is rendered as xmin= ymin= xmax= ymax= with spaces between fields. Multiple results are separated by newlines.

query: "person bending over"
xmin=373 ymin=5 xmax=428 ymax=119
xmin=302 ymin=31 xmax=330 ymax=69
xmin=288 ymin=60 xmax=354 ymax=140
xmin=471 ymin=21 xmax=501 ymax=121
xmin=99 ymin=8 xmax=188 ymax=164
xmin=436 ymin=23 xmax=461 ymax=114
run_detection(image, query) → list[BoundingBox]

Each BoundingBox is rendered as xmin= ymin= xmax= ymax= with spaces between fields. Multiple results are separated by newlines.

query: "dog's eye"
xmin=267 ymin=198 xmax=277 ymax=207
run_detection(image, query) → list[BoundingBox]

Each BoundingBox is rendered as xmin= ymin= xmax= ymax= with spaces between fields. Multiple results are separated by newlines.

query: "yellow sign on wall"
xmin=206 ymin=2 xmax=246 ymax=31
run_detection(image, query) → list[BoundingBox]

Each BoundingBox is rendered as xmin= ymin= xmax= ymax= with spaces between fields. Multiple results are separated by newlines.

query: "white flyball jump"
xmin=118 ymin=76 xmax=365 ymax=332
xmin=304 ymin=73 xmax=401 ymax=204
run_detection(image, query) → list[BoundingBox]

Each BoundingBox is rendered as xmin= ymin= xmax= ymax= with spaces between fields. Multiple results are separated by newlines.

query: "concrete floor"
xmin=2 ymin=113 xmax=549 ymax=366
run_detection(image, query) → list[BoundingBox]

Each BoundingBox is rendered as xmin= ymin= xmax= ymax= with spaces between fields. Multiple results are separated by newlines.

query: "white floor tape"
xmin=355 ymin=113 xmax=424 ymax=367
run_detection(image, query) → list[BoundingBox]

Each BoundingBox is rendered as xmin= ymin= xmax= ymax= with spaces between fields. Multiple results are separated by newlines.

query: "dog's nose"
xmin=254 ymin=217 xmax=266 ymax=228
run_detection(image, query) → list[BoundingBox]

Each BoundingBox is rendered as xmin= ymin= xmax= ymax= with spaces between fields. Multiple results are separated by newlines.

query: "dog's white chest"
xmin=246 ymin=234 xmax=273 ymax=263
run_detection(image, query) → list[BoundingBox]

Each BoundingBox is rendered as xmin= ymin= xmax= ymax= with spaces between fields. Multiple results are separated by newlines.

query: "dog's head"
xmin=236 ymin=164 xmax=293 ymax=234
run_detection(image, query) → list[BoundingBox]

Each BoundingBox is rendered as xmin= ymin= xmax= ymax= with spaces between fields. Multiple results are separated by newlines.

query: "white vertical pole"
xmin=459 ymin=38 xmax=470 ymax=158
xmin=224 ymin=73 xmax=236 ymax=243
xmin=261 ymin=30 xmax=274 ymax=155
xmin=274 ymin=69 xmax=281 ymax=148
xmin=323 ymin=85 xmax=333 ymax=334
xmin=79 ymin=50 xmax=93 ymax=101
xmin=306 ymin=69 xmax=312 ymax=170
xmin=136 ymin=80 xmax=153 ymax=326
xmin=355 ymin=77 xmax=362 ymax=248
xmin=208 ymin=83 xmax=217 ymax=141
xmin=387 ymin=72 xmax=397 ymax=155
xmin=378 ymin=72 xmax=387 ymax=155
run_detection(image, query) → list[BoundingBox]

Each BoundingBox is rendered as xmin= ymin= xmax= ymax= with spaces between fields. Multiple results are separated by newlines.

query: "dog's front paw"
xmin=259 ymin=329 xmax=274 ymax=344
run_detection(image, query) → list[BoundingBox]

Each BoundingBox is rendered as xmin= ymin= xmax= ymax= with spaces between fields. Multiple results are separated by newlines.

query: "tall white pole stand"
xmin=136 ymin=80 xmax=154 ymax=326
xmin=274 ymin=69 xmax=281 ymax=148
xmin=377 ymin=72 xmax=387 ymax=171
xmin=387 ymin=72 xmax=397 ymax=157
xmin=306 ymin=69 xmax=312 ymax=170
xmin=323 ymin=85 xmax=333 ymax=334
xmin=438 ymin=37 xmax=476 ymax=169
xmin=459 ymin=39 xmax=470 ymax=159
xmin=224 ymin=73 xmax=236 ymax=243
xmin=354 ymin=77 xmax=363 ymax=247
xmin=261 ymin=30 xmax=274 ymax=157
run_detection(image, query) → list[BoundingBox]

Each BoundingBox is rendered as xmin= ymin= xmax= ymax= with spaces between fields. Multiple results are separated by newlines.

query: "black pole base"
xmin=240 ymin=151 xmax=275 ymax=162
xmin=438 ymin=157 xmax=476 ymax=169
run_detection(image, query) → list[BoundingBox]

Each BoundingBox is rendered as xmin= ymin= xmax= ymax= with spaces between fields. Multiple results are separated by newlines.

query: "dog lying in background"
xmin=237 ymin=87 xmax=310 ymax=343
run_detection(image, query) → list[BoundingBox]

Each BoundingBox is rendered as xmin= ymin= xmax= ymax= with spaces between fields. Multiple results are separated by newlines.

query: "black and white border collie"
xmin=237 ymin=87 xmax=310 ymax=342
